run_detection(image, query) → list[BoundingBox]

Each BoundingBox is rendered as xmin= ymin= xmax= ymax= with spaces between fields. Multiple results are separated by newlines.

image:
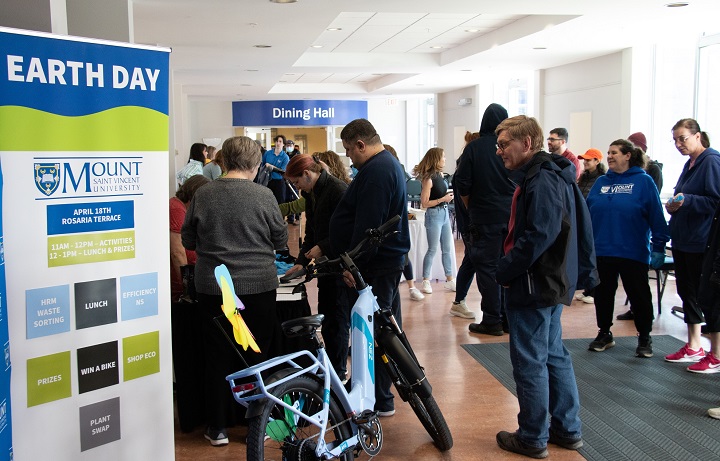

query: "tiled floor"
xmin=174 ymin=224 xmax=708 ymax=460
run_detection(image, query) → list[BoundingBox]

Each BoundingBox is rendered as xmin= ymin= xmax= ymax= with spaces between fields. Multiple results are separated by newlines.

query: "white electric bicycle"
xmin=224 ymin=215 xmax=453 ymax=460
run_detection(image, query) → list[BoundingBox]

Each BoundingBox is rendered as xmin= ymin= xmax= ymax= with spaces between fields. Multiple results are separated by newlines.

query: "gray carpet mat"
xmin=462 ymin=336 xmax=720 ymax=461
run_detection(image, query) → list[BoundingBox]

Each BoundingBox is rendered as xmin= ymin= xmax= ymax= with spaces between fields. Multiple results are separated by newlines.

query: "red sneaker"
xmin=664 ymin=343 xmax=706 ymax=362
xmin=687 ymin=353 xmax=720 ymax=374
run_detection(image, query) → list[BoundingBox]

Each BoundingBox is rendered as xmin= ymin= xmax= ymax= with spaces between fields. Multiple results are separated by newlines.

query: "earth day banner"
xmin=0 ymin=27 xmax=173 ymax=459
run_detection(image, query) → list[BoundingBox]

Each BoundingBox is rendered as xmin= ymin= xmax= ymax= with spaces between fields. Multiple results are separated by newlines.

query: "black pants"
xmin=198 ymin=290 xmax=280 ymax=429
xmin=317 ymin=276 xmax=350 ymax=380
xmin=594 ymin=256 xmax=654 ymax=336
xmin=463 ymin=223 xmax=506 ymax=326
xmin=267 ymin=178 xmax=285 ymax=204
xmin=673 ymin=249 xmax=705 ymax=325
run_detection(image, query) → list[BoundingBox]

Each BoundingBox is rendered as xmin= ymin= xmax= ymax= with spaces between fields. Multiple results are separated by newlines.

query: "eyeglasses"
xmin=547 ymin=137 xmax=563 ymax=142
xmin=496 ymin=140 xmax=512 ymax=153
xmin=673 ymin=134 xmax=693 ymax=144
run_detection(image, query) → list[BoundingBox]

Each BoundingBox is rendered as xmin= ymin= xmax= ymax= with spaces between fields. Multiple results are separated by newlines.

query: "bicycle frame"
xmin=224 ymin=280 xmax=383 ymax=459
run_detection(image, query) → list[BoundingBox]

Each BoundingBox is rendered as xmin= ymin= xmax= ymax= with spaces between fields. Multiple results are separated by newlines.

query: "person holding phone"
xmin=413 ymin=148 xmax=457 ymax=297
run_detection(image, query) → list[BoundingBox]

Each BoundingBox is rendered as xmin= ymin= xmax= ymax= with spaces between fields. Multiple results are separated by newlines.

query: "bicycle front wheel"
xmin=379 ymin=331 xmax=453 ymax=451
xmin=246 ymin=374 xmax=353 ymax=461
xmin=405 ymin=390 xmax=453 ymax=451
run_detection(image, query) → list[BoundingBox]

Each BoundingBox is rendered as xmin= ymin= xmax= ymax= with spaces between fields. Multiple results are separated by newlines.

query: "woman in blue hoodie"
xmin=586 ymin=139 xmax=669 ymax=358
xmin=664 ymin=118 xmax=720 ymax=371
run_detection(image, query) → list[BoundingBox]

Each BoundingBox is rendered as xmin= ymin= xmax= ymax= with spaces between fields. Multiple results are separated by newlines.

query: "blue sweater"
xmin=329 ymin=150 xmax=410 ymax=275
xmin=587 ymin=166 xmax=669 ymax=264
xmin=668 ymin=148 xmax=720 ymax=252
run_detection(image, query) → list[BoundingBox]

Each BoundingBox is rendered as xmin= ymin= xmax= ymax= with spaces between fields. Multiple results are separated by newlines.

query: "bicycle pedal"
xmin=352 ymin=409 xmax=378 ymax=425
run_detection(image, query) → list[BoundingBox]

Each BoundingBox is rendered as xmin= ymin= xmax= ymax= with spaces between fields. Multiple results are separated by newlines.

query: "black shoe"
xmin=204 ymin=427 xmax=229 ymax=446
xmin=588 ymin=330 xmax=615 ymax=352
xmin=496 ymin=431 xmax=548 ymax=459
xmin=616 ymin=309 xmax=634 ymax=320
xmin=469 ymin=322 xmax=503 ymax=336
xmin=548 ymin=430 xmax=583 ymax=450
xmin=636 ymin=335 xmax=653 ymax=358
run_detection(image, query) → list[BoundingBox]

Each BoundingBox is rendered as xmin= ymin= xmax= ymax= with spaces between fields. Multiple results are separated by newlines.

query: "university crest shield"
xmin=35 ymin=163 xmax=60 ymax=196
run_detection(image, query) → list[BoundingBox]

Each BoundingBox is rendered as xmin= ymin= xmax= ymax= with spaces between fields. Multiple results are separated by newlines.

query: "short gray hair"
xmin=221 ymin=136 xmax=261 ymax=172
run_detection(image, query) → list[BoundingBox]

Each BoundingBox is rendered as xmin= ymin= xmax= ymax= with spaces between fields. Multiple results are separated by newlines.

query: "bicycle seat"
xmin=281 ymin=314 xmax=325 ymax=338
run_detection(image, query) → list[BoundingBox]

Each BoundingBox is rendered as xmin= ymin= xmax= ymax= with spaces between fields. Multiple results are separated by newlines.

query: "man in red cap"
xmin=574 ymin=148 xmax=607 ymax=304
xmin=628 ymin=132 xmax=663 ymax=193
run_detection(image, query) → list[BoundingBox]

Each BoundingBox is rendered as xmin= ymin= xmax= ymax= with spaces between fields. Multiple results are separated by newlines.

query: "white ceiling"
xmin=131 ymin=0 xmax=720 ymax=102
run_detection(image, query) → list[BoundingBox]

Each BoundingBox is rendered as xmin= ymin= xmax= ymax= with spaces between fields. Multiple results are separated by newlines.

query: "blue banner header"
xmin=232 ymin=100 xmax=368 ymax=126
xmin=0 ymin=30 xmax=170 ymax=116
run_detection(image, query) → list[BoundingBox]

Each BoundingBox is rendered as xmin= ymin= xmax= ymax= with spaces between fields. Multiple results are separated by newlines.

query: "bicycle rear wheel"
xmin=246 ymin=374 xmax=353 ymax=461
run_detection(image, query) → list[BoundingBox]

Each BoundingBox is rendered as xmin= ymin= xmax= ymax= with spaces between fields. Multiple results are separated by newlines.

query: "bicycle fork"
xmin=374 ymin=317 xmax=432 ymax=399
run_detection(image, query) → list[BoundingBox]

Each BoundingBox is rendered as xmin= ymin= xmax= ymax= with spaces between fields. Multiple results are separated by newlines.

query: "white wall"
xmin=367 ymin=98 xmax=409 ymax=169
xmin=541 ymin=52 xmax=624 ymax=156
xmin=437 ymin=86 xmax=479 ymax=169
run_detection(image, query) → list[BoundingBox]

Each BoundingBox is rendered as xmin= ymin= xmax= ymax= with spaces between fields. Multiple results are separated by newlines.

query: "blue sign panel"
xmin=232 ymin=100 xmax=368 ymax=126
xmin=0 ymin=30 xmax=169 ymax=116
xmin=46 ymin=200 xmax=135 ymax=235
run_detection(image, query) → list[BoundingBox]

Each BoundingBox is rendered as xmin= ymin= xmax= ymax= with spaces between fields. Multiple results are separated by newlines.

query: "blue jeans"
xmin=422 ymin=206 xmax=454 ymax=279
xmin=506 ymin=304 xmax=582 ymax=447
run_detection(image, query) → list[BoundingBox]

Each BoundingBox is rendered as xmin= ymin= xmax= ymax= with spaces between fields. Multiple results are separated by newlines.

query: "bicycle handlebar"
xmin=308 ymin=215 xmax=401 ymax=278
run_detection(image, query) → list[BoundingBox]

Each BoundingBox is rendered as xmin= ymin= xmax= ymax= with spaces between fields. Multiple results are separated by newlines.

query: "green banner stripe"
xmin=0 ymin=106 xmax=168 ymax=151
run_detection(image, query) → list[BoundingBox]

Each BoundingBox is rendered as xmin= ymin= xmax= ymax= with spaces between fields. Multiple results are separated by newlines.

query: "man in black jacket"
xmin=493 ymin=116 xmax=598 ymax=459
xmin=453 ymin=103 xmax=514 ymax=334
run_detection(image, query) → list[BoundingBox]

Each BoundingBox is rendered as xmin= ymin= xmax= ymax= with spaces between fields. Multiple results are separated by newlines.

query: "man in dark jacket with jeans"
xmin=329 ymin=118 xmax=411 ymax=416
xmin=493 ymin=116 xmax=598 ymax=459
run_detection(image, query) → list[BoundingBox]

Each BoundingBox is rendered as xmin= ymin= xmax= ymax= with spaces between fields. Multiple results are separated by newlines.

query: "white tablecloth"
xmin=404 ymin=214 xmax=457 ymax=282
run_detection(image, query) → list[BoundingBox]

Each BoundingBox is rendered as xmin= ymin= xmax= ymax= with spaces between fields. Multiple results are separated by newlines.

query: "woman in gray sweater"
xmin=182 ymin=136 xmax=288 ymax=446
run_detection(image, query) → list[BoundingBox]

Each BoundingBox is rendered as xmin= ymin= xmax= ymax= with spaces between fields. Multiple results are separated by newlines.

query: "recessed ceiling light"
xmin=286 ymin=73 xmax=295 ymax=75
xmin=311 ymin=45 xmax=323 ymax=48
xmin=240 ymin=84 xmax=251 ymax=87
xmin=430 ymin=46 xmax=443 ymax=49
xmin=357 ymin=80 xmax=367 ymax=83
xmin=533 ymin=46 xmax=547 ymax=50
xmin=253 ymin=44 xmax=271 ymax=48
xmin=269 ymin=0 xmax=297 ymax=3
xmin=665 ymin=2 xmax=689 ymax=6
xmin=465 ymin=29 xmax=479 ymax=33
xmin=327 ymin=28 xmax=342 ymax=31
xmin=461 ymin=69 xmax=472 ymax=72
xmin=245 ymin=69 xmax=259 ymax=72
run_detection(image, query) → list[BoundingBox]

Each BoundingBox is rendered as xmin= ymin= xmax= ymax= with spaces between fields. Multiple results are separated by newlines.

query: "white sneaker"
xmin=450 ymin=300 xmax=475 ymax=319
xmin=421 ymin=280 xmax=432 ymax=294
xmin=574 ymin=292 xmax=585 ymax=301
xmin=709 ymin=406 xmax=720 ymax=420
xmin=580 ymin=296 xmax=594 ymax=304
xmin=444 ymin=279 xmax=456 ymax=292
xmin=409 ymin=287 xmax=425 ymax=301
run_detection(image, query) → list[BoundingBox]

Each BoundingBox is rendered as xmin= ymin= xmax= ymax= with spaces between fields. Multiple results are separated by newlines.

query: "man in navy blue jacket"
xmin=493 ymin=116 xmax=598 ymax=459
xmin=329 ymin=118 xmax=410 ymax=416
